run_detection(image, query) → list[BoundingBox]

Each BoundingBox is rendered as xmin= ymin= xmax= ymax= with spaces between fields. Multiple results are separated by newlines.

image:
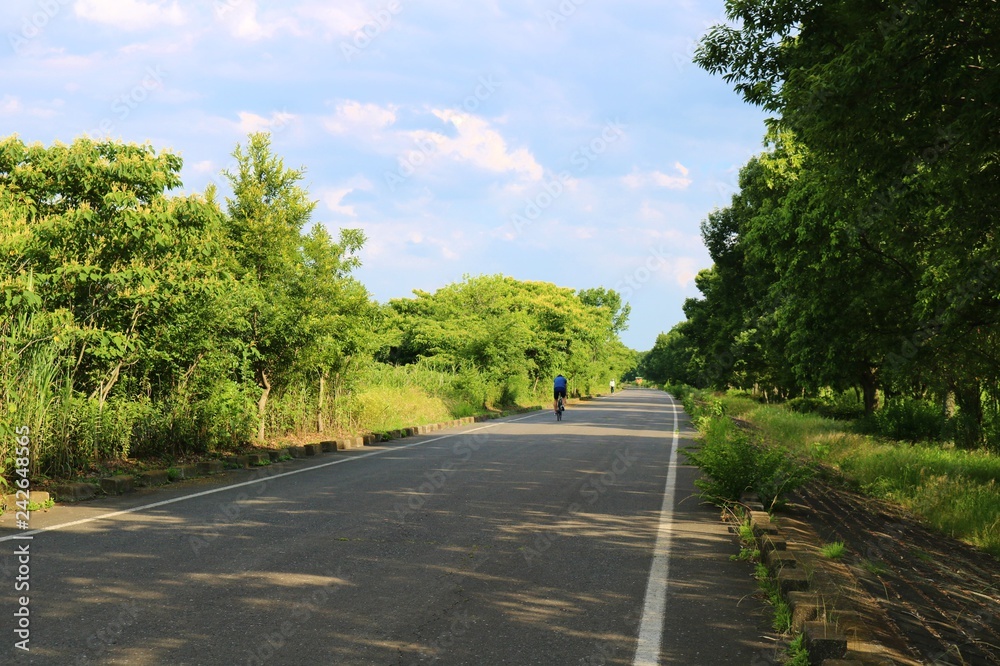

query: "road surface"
xmin=2 ymin=389 xmax=774 ymax=664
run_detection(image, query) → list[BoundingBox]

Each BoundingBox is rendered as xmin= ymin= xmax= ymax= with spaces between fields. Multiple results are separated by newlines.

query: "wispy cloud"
xmin=234 ymin=111 xmax=297 ymax=134
xmin=319 ymin=175 xmax=375 ymax=217
xmin=74 ymin=0 xmax=186 ymax=31
xmin=404 ymin=110 xmax=543 ymax=180
xmin=622 ymin=162 xmax=693 ymax=190
xmin=215 ymin=0 xmax=300 ymax=41
xmin=323 ymin=101 xmax=398 ymax=136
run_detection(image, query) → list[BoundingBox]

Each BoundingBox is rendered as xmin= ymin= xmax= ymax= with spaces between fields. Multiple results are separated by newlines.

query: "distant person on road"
xmin=609 ymin=379 xmax=615 ymax=394
xmin=553 ymin=374 xmax=568 ymax=414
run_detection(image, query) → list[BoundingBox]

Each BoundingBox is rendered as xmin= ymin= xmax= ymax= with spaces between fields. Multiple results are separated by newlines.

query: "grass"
xmin=859 ymin=559 xmax=890 ymax=576
xmin=784 ymin=634 xmax=810 ymax=666
xmin=711 ymin=392 xmax=1000 ymax=559
xmin=820 ymin=541 xmax=847 ymax=560
xmin=754 ymin=562 xmax=794 ymax=634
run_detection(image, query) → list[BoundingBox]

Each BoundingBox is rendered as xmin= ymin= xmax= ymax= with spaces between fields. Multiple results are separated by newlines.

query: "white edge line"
xmin=0 ymin=411 xmax=545 ymax=543
xmin=632 ymin=392 xmax=681 ymax=666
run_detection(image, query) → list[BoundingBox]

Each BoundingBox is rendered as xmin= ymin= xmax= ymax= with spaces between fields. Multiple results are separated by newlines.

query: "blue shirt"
xmin=554 ymin=375 xmax=567 ymax=390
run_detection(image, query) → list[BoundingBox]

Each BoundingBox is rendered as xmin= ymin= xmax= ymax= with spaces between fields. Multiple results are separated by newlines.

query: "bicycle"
xmin=556 ymin=395 xmax=565 ymax=421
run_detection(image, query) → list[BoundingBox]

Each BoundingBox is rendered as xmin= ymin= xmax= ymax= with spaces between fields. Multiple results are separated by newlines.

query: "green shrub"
xmin=862 ymin=397 xmax=945 ymax=442
xmin=684 ymin=415 xmax=814 ymax=510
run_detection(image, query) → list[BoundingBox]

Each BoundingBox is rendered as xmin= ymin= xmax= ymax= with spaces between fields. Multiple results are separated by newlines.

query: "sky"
xmin=0 ymin=0 xmax=768 ymax=351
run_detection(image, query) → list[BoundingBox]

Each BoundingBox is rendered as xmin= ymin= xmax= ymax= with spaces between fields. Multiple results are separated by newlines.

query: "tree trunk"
xmin=954 ymin=381 xmax=983 ymax=449
xmin=256 ymin=369 xmax=271 ymax=443
xmin=860 ymin=369 xmax=878 ymax=416
xmin=318 ymin=372 xmax=326 ymax=433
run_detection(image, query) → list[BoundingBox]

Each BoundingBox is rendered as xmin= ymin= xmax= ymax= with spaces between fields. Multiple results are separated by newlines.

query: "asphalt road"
xmin=1 ymin=389 xmax=774 ymax=665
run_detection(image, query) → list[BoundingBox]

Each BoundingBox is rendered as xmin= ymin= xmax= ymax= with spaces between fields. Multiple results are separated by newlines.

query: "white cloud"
xmin=297 ymin=1 xmax=384 ymax=39
xmin=0 ymin=96 xmax=22 ymax=115
xmin=403 ymin=110 xmax=543 ymax=180
xmin=234 ymin=111 xmax=296 ymax=134
xmin=74 ymin=0 xmax=185 ymax=31
xmin=319 ymin=176 xmax=375 ymax=218
xmin=0 ymin=95 xmax=63 ymax=119
xmin=323 ymin=101 xmax=398 ymax=136
xmin=215 ymin=0 xmax=299 ymax=41
xmin=622 ymin=164 xmax=692 ymax=191
xmin=191 ymin=160 xmax=215 ymax=174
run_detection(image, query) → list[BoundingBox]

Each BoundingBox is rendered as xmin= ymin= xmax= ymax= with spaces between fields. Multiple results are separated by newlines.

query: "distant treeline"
xmin=0 ymin=133 xmax=634 ymax=480
xmin=639 ymin=0 xmax=999 ymax=449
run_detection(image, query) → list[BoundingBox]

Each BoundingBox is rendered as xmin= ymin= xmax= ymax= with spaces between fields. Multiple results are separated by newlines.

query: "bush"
xmin=684 ymin=416 xmax=814 ymax=510
xmin=786 ymin=397 xmax=826 ymax=415
xmin=862 ymin=397 xmax=946 ymax=443
xmin=786 ymin=394 xmax=864 ymax=421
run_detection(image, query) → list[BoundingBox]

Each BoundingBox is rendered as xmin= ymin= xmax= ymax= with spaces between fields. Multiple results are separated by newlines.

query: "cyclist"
xmin=553 ymin=374 xmax=568 ymax=414
xmin=610 ymin=378 xmax=615 ymax=394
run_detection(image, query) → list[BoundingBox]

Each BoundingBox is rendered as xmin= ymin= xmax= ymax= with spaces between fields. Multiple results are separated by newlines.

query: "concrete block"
xmin=174 ymin=464 xmax=200 ymax=479
xmin=750 ymin=511 xmax=779 ymax=536
xmin=766 ymin=550 xmax=799 ymax=573
xmin=197 ymin=460 xmax=224 ymax=475
xmin=302 ymin=443 xmax=320 ymax=456
xmin=802 ymin=622 xmax=847 ymax=664
xmin=352 ymin=436 xmax=364 ymax=448
xmin=100 ymin=476 xmax=134 ymax=495
xmin=320 ymin=440 xmax=338 ymax=452
xmin=50 ymin=483 xmax=97 ymax=501
xmin=787 ymin=592 xmax=820 ymax=633
xmin=225 ymin=455 xmax=250 ymax=469
xmin=761 ymin=535 xmax=787 ymax=553
xmin=287 ymin=446 xmax=307 ymax=458
xmin=29 ymin=491 xmax=51 ymax=506
xmin=363 ymin=435 xmax=375 ymax=446
xmin=137 ymin=470 xmax=170 ymax=487
xmin=247 ymin=454 xmax=268 ymax=466
xmin=777 ymin=567 xmax=810 ymax=595
xmin=267 ymin=449 xmax=289 ymax=461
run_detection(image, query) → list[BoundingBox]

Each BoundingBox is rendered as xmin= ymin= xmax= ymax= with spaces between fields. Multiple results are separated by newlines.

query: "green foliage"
xmin=820 ymin=541 xmax=846 ymax=560
xmin=684 ymin=414 xmax=813 ymax=510
xmin=682 ymin=1 xmax=1000 ymax=448
xmin=0 ymin=133 xmax=635 ymax=484
xmin=385 ymin=275 xmax=633 ymax=407
xmin=859 ymin=397 xmax=946 ymax=443
xmin=784 ymin=634 xmax=810 ymax=666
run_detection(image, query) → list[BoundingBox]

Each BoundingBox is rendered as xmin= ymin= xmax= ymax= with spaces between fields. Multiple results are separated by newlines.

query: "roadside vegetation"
xmin=0 ymin=134 xmax=634 ymax=487
xmin=675 ymin=384 xmax=1000 ymax=559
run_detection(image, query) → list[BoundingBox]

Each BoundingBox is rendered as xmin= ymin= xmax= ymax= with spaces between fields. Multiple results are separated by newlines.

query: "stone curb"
xmin=1 ymin=491 xmax=53 ymax=512
xmin=740 ymin=494 xmax=907 ymax=666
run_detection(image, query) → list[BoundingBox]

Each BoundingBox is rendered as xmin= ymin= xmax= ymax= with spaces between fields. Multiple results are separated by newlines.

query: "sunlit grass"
xmin=713 ymin=393 xmax=1000 ymax=559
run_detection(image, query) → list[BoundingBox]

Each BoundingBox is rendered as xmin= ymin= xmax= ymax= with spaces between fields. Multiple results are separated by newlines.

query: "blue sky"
xmin=1 ymin=0 xmax=767 ymax=350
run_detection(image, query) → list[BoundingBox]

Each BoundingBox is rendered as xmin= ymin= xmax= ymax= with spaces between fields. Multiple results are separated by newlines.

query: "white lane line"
xmin=633 ymin=392 xmax=681 ymax=666
xmin=0 ymin=412 xmax=543 ymax=543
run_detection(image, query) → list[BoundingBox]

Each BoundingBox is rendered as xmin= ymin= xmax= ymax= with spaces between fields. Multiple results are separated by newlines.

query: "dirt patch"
xmin=779 ymin=481 xmax=1000 ymax=665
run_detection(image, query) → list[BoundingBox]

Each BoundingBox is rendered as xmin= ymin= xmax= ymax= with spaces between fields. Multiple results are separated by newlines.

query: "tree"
xmin=223 ymin=133 xmax=369 ymax=440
